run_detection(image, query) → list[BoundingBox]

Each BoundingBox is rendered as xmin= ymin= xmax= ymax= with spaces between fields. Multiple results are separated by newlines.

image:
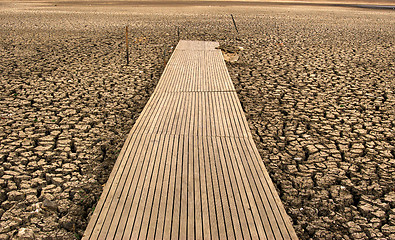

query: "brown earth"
xmin=0 ymin=0 xmax=393 ymax=3
xmin=0 ymin=2 xmax=394 ymax=240
xmin=0 ymin=0 xmax=394 ymax=7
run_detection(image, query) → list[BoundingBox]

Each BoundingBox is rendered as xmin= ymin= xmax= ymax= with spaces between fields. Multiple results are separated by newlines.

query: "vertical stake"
xmin=231 ymin=14 xmax=239 ymax=34
xmin=163 ymin=45 xmax=167 ymax=66
xmin=125 ymin=25 xmax=129 ymax=65
xmin=177 ymin=26 xmax=180 ymax=42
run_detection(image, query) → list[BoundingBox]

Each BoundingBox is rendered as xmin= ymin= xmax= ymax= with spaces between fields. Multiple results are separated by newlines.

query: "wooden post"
xmin=231 ymin=14 xmax=239 ymax=34
xmin=177 ymin=26 xmax=180 ymax=42
xmin=125 ymin=26 xmax=129 ymax=65
xmin=163 ymin=45 xmax=167 ymax=66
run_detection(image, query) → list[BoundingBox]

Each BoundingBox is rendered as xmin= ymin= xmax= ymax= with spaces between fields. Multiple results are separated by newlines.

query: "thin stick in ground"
xmin=231 ymin=14 xmax=239 ymax=34
xmin=126 ymin=25 xmax=129 ymax=65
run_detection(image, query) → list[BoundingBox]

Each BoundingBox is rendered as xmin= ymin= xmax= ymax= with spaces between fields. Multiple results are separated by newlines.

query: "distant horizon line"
xmin=26 ymin=0 xmax=395 ymax=9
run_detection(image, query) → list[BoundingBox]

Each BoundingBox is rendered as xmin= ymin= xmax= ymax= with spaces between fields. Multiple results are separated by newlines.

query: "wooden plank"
xmin=161 ymin=134 xmax=178 ymax=239
xmin=83 ymin=40 xmax=298 ymax=240
xmin=91 ymin=101 xmax=164 ymax=239
xmin=220 ymin=136 xmax=250 ymax=239
xmin=214 ymin=136 xmax=239 ymax=239
xmin=179 ymin=134 xmax=188 ymax=239
xmin=202 ymin=96 xmax=219 ymax=239
xmin=247 ymin=138 xmax=299 ymax=239
xmin=207 ymin=136 xmax=226 ymax=240
xmin=224 ymin=93 xmax=244 ymax=137
xmin=234 ymin=136 xmax=278 ymax=239
xmin=222 ymin=136 xmax=255 ymax=239
xmin=134 ymin=133 xmax=166 ymax=239
xmin=170 ymin=134 xmax=183 ymax=240
xmin=84 ymin=89 xmax=167 ymax=239
xmin=109 ymin=96 xmax=174 ymax=239
xmin=105 ymin=133 xmax=151 ymax=239
xmin=117 ymin=133 xmax=158 ymax=239
xmin=187 ymin=96 xmax=196 ymax=239
xmin=228 ymin=91 xmax=252 ymax=138
xmin=194 ymin=134 xmax=203 ymax=240
xmin=155 ymin=93 xmax=178 ymax=135
xmin=144 ymin=134 xmax=170 ymax=239
xmin=229 ymin=136 xmax=268 ymax=239
xmin=99 ymin=133 xmax=148 ymax=239
xmin=149 ymin=134 xmax=174 ymax=239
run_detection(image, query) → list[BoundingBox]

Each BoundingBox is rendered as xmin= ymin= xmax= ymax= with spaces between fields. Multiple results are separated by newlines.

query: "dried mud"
xmin=0 ymin=4 xmax=394 ymax=240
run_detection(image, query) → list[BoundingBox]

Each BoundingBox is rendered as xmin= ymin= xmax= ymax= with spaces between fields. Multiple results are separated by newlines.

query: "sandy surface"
xmin=0 ymin=0 xmax=393 ymax=3
xmin=0 ymin=2 xmax=394 ymax=240
xmin=0 ymin=0 xmax=394 ymax=8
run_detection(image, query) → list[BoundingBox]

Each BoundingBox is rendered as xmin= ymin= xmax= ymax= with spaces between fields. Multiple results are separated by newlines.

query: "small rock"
xmin=216 ymin=45 xmax=240 ymax=62
xmin=17 ymin=228 xmax=35 ymax=240
xmin=51 ymin=177 xmax=64 ymax=186
xmin=0 ymin=234 xmax=9 ymax=240
xmin=40 ymin=193 xmax=55 ymax=201
xmin=372 ymin=210 xmax=386 ymax=219
xmin=42 ymin=199 xmax=58 ymax=211
xmin=346 ymin=221 xmax=362 ymax=233
xmin=358 ymin=203 xmax=375 ymax=217
xmin=0 ymin=218 xmax=22 ymax=233
xmin=384 ymin=192 xmax=395 ymax=208
xmin=59 ymin=216 xmax=74 ymax=231
xmin=1 ymin=201 xmax=14 ymax=210
xmin=34 ymin=145 xmax=52 ymax=151
xmin=223 ymin=52 xmax=239 ymax=62
xmin=0 ymin=190 xmax=6 ymax=202
xmin=306 ymin=145 xmax=319 ymax=154
xmin=7 ymin=191 xmax=25 ymax=201
xmin=25 ymin=195 xmax=38 ymax=204
xmin=382 ymin=224 xmax=395 ymax=236
xmin=350 ymin=231 xmax=368 ymax=239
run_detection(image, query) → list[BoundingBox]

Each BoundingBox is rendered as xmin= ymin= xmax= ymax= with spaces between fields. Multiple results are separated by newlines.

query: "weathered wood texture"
xmin=83 ymin=40 xmax=298 ymax=240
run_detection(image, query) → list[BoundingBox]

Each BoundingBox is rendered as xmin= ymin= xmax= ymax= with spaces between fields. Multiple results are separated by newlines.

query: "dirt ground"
xmin=0 ymin=1 xmax=394 ymax=239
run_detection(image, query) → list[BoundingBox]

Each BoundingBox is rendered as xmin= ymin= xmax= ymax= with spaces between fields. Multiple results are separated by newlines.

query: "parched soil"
xmin=0 ymin=3 xmax=394 ymax=240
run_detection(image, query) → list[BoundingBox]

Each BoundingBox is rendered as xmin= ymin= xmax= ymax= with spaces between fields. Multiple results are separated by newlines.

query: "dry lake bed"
xmin=0 ymin=1 xmax=394 ymax=239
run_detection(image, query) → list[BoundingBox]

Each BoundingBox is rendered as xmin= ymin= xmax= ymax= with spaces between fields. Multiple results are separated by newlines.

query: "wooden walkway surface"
xmin=83 ymin=40 xmax=298 ymax=240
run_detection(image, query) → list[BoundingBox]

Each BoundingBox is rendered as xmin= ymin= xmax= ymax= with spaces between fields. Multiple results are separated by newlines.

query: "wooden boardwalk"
xmin=83 ymin=40 xmax=298 ymax=240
